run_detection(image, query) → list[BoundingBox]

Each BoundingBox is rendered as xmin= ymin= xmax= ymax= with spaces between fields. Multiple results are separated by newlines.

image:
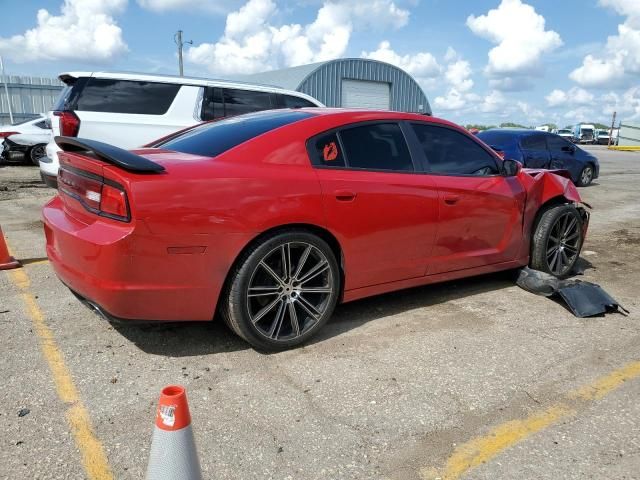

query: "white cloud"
xmin=432 ymin=48 xmax=476 ymax=112
xmin=361 ymin=41 xmax=441 ymax=84
xmin=600 ymin=86 xmax=640 ymax=119
xmin=467 ymin=0 xmax=562 ymax=84
xmin=137 ymin=0 xmax=240 ymax=13
xmin=570 ymin=0 xmax=640 ymax=87
xmin=545 ymin=87 xmax=594 ymax=107
xmin=444 ymin=58 xmax=473 ymax=92
xmin=487 ymin=77 xmax=532 ymax=92
xmin=186 ymin=0 xmax=409 ymax=75
xmin=563 ymin=106 xmax=595 ymax=121
xmin=480 ymin=90 xmax=507 ymax=113
xmin=0 ymin=0 xmax=127 ymax=63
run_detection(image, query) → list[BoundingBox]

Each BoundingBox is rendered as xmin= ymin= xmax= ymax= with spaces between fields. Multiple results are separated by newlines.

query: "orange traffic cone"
xmin=0 ymin=226 xmax=20 ymax=270
xmin=145 ymin=385 xmax=203 ymax=480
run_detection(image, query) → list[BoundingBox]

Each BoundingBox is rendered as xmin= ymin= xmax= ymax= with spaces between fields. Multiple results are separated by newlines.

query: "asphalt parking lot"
xmin=1 ymin=145 xmax=639 ymax=480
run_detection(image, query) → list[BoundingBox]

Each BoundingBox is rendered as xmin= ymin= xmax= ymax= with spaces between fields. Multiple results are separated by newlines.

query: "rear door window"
xmin=547 ymin=135 xmax=573 ymax=152
xmin=223 ymin=88 xmax=274 ymax=117
xmin=282 ymin=95 xmax=317 ymax=108
xmin=75 ymin=79 xmax=180 ymax=115
xmin=201 ymin=87 xmax=225 ymax=121
xmin=339 ymin=123 xmax=413 ymax=171
xmin=411 ymin=123 xmax=499 ymax=175
xmin=521 ymin=134 xmax=548 ymax=151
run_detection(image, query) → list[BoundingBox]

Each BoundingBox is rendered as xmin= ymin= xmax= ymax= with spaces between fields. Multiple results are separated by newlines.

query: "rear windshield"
xmin=476 ymin=130 xmax=520 ymax=149
xmin=75 ymin=78 xmax=180 ymax=115
xmin=158 ymin=110 xmax=313 ymax=157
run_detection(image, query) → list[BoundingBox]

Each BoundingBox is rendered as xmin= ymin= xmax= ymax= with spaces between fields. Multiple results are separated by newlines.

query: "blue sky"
xmin=2 ymin=0 xmax=639 ymax=126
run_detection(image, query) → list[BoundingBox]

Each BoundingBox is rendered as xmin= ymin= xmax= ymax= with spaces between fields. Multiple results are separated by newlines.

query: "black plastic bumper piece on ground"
xmin=516 ymin=267 xmax=629 ymax=317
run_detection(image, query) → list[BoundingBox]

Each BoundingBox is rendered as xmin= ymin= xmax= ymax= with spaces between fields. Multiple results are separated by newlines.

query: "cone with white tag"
xmin=145 ymin=385 xmax=202 ymax=480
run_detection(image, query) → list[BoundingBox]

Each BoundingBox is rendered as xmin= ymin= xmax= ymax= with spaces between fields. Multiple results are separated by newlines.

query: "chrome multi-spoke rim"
xmin=580 ymin=166 xmax=593 ymax=185
xmin=546 ymin=212 xmax=581 ymax=275
xmin=246 ymin=242 xmax=334 ymax=341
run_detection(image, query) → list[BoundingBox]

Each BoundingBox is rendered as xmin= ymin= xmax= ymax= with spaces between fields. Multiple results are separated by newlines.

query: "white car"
xmin=0 ymin=116 xmax=51 ymax=165
xmin=41 ymin=71 xmax=324 ymax=187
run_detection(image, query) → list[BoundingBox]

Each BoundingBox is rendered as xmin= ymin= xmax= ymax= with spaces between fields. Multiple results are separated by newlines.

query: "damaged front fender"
xmin=517 ymin=168 xmax=591 ymax=259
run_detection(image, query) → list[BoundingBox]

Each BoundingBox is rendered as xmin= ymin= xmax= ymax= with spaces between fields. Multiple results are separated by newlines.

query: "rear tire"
xmin=531 ymin=204 xmax=584 ymax=278
xmin=576 ymin=164 xmax=594 ymax=187
xmin=221 ymin=230 xmax=340 ymax=351
xmin=29 ymin=144 xmax=46 ymax=166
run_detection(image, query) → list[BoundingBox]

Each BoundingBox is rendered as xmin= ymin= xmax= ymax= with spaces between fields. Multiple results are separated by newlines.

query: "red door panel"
xmin=315 ymin=168 xmax=439 ymax=290
xmin=428 ymin=175 xmax=526 ymax=274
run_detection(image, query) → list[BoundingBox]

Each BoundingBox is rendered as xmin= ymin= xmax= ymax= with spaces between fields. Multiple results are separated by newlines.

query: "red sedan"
xmin=43 ymin=109 xmax=589 ymax=350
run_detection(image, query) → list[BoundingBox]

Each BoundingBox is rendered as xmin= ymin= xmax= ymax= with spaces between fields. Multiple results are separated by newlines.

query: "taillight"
xmin=100 ymin=183 xmax=128 ymax=218
xmin=0 ymin=131 xmax=19 ymax=138
xmin=54 ymin=111 xmax=80 ymax=137
xmin=58 ymin=167 xmax=130 ymax=222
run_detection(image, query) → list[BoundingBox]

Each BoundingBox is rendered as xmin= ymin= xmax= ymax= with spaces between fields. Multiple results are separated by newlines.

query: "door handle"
xmin=443 ymin=195 xmax=460 ymax=205
xmin=334 ymin=190 xmax=357 ymax=202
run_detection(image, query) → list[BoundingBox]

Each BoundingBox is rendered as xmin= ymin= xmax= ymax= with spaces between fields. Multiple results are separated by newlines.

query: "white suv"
xmin=41 ymin=71 xmax=324 ymax=187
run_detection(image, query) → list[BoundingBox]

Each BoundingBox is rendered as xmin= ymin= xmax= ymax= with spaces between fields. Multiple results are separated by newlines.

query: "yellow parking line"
xmin=8 ymin=267 xmax=114 ymax=480
xmin=421 ymin=360 xmax=640 ymax=480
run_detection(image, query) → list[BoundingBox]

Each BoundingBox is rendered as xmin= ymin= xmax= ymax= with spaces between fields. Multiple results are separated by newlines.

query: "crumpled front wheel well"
xmin=531 ymin=196 xmax=578 ymax=236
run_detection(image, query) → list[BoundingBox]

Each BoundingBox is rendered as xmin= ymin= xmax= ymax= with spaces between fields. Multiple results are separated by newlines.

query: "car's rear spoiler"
xmin=55 ymin=136 xmax=165 ymax=173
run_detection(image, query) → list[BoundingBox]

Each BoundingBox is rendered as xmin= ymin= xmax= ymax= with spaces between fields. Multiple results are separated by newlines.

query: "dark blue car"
xmin=476 ymin=129 xmax=599 ymax=186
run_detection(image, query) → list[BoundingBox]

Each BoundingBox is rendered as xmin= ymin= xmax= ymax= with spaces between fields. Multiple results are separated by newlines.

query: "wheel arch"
xmin=216 ymin=223 xmax=346 ymax=316
xmin=531 ymin=195 xmax=575 ymax=237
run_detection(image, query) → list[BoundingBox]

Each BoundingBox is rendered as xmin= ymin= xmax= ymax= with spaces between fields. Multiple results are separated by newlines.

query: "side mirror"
xmin=502 ymin=159 xmax=522 ymax=177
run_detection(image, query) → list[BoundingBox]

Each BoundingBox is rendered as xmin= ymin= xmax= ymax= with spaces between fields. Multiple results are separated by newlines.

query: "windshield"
xmin=158 ymin=110 xmax=314 ymax=158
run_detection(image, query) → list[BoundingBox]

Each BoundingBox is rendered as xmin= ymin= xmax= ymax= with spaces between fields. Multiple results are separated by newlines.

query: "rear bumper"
xmin=42 ymin=195 xmax=232 ymax=322
xmin=41 ymin=171 xmax=58 ymax=189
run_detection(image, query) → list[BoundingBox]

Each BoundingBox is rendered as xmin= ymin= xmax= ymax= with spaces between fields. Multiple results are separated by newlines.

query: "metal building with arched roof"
xmin=237 ymin=58 xmax=431 ymax=115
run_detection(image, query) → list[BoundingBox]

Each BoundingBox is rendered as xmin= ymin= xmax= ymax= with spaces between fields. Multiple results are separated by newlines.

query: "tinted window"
xmin=158 ymin=110 xmax=313 ymax=157
xmin=521 ymin=134 xmax=547 ymax=150
xmin=412 ymin=123 xmax=499 ymax=175
xmin=310 ymin=132 xmax=346 ymax=167
xmin=223 ymin=88 xmax=273 ymax=117
xmin=282 ymin=95 xmax=317 ymax=108
xmin=76 ymin=79 xmax=180 ymax=114
xmin=476 ymin=130 xmax=519 ymax=149
xmin=201 ymin=87 xmax=224 ymax=121
xmin=52 ymin=84 xmax=74 ymax=111
xmin=34 ymin=120 xmax=49 ymax=129
xmin=339 ymin=123 xmax=413 ymax=171
xmin=547 ymin=134 xmax=573 ymax=152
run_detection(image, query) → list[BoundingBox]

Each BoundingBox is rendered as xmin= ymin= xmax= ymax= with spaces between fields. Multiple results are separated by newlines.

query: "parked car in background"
xmin=555 ymin=128 xmax=573 ymax=141
xmin=0 ymin=116 xmax=51 ymax=165
xmin=477 ymin=129 xmax=599 ymax=186
xmin=535 ymin=125 xmax=550 ymax=132
xmin=40 ymin=71 xmax=324 ymax=187
xmin=595 ymin=129 xmax=611 ymax=145
xmin=44 ymin=109 xmax=589 ymax=350
xmin=571 ymin=123 xmax=596 ymax=144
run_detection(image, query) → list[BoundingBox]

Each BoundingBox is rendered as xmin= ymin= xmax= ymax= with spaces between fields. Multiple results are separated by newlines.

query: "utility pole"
xmin=608 ymin=110 xmax=616 ymax=147
xmin=0 ymin=55 xmax=14 ymax=124
xmin=174 ymin=30 xmax=192 ymax=77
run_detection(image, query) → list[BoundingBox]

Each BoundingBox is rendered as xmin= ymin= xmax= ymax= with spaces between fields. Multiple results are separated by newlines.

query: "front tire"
xmin=531 ymin=204 xmax=584 ymax=278
xmin=222 ymin=231 xmax=340 ymax=351
xmin=29 ymin=144 xmax=47 ymax=166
